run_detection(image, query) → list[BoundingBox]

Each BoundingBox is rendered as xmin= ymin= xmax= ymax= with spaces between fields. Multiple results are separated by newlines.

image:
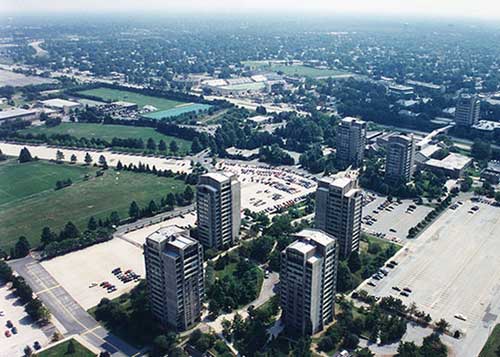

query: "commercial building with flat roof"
xmin=336 ymin=117 xmax=367 ymax=169
xmin=0 ymin=108 xmax=39 ymax=122
xmin=455 ymin=94 xmax=480 ymax=127
xmin=481 ymin=161 xmax=500 ymax=185
xmin=143 ymin=226 xmax=204 ymax=331
xmin=280 ymin=229 xmax=338 ymax=335
xmin=385 ymin=134 xmax=416 ymax=184
xmin=315 ymin=175 xmax=363 ymax=258
xmin=421 ymin=153 xmax=472 ymax=179
xmin=39 ymin=98 xmax=82 ymax=113
xmin=197 ymin=172 xmax=241 ymax=250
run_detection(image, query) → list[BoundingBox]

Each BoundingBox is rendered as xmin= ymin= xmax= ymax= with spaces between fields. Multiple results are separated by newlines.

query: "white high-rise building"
xmin=455 ymin=94 xmax=480 ymax=127
xmin=315 ymin=175 xmax=363 ymax=258
xmin=143 ymin=226 xmax=204 ymax=331
xmin=385 ymin=134 xmax=416 ymax=184
xmin=336 ymin=117 xmax=367 ymax=169
xmin=196 ymin=172 xmax=241 ymax=250
xmin=280 ymin=229 xmax=338 ymax=335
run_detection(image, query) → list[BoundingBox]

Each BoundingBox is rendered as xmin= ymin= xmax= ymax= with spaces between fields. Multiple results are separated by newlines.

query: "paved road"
xmin=9 ymin=256 xmax=139 ymax=357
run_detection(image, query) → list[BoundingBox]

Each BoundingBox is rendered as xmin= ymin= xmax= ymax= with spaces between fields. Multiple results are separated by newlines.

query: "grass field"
xmin=242 ymin=61 xmax=351 ymax=78
xmin=20 ymin=123 xmax=192 ymax=153
xmin=0 ymin=160 xmax=187 ymax=250
xmin=479 ymin=324 xmax=500 ymax=357
xmin=38 ymin=339 xmax=95 ymax=357
xmin=76 ymin=87 xmax=185 ymax=112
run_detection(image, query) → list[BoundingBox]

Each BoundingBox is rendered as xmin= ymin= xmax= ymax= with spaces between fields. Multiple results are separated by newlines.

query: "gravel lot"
xmin=40 ymin=239 xmax=145 ymax=310
xmin=359 ymin=199 xmax=500 ymax=357
xmin=0 ymin=284 xmax=50 ymax=357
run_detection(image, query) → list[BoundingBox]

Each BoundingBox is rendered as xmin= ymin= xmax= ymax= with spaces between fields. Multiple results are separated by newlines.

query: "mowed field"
xmin=20 ymin=123 xmax=192 ymax=153
xmin=242 ymin=61 xmax=351 ymax=78
xmin=76 ymin=87 xmax=185 ymax=112
xmin=0 ymin=160 xmax=187 ymax=250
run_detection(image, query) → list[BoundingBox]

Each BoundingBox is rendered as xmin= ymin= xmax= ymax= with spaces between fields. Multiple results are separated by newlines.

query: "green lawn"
xmin=38 ymin=339 xmax=95 ymax=357
xmin=20 ymin=123 xmax=192 ymax=154
xmin=76 ymin=87 xmax=185 ymax=112
xmin=242 ymin=61 xmax=351 ymax=79
xmin=480 ymin=324 xmax=500 ymax=357
xmin=0 ymin=161 xmax=187 ymax=249
xmin=0 ymin=159 xmax=93 ymax=206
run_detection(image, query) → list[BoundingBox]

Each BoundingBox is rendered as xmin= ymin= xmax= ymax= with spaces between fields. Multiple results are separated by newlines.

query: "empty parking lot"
xmin=360 ymin=199 xmax=500 ymax=357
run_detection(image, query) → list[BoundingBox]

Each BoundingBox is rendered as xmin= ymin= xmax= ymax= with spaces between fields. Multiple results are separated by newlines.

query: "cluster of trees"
xmin=238 ymin=235 xmax=274 ymax=265
xmin=40 ymin=221 xmax=113 ymax=259
xmin=299 ymin=144 xmax=337 ymax=174
xmin=187 ymin=329 xmax=232 ymax=356
xmin=93 ymin=281 xmax=183 ymax=356
xmin=55 ymin=178 xmax=72 ymax=190
xmin=127 ymin=187 xmax=194 ymax=221
xmin=258 ymin=144 xmax=295 ymax=166
xmin=397 ymin=333 xmax=448 ymax=357
xmin=18 ymin=147 xmax=34 ymax=163
xmin=0 ymin=261 xmax=50 ymax=323
xmin=206 ymin=254 xmax=262 ymax=316
xmin=407 ymin=192 xmax=455 ymax=238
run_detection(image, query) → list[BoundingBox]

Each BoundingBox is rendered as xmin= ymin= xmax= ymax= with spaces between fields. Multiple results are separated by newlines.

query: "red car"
xmin=5 ymin=330 xmax=11 ymax=337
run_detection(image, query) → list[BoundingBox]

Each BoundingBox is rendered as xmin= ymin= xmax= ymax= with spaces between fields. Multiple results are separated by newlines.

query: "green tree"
xmin=183 ymin=185 xmax=194 ymax=202
xmin=397 ymin=341 xmax=419 ymax=357
xmin=88 ymin=216 xmax=98 ymax=231
xmin=170 ymin=140 xmax=179 ymax=154
xmin=158 ymin=139 xmax=167 ymax=152
xmin=18 ymin=147 xmax=33 ymax=163
xmin=14 ymin=236 xmax=31 ymax=258
xmin=147 ymin=138 xmax=157 ymax=151
xmin=56 ymin=150 xmax=64 ymax=162
xmin=0 ymin=260 xmax=13 ymax=281
xmin=110 ymin=211 xmax=121 ymax=226
xmin=148 ymin=200 xmax=158 ymax=214
xmin=84 ymin=152 xmax=93 ymax=165
xmin=348 ymin=251 xmax=362 ymax=272
xmin=41 ymin=227 xmax=55 ymax=246
xmin=62 ymin=222 xmax=79 ymax=240
xmin=70 ymin=154 xmax=77 ymax=163
xmin=99 ymin=155 xmax=107 ymax=167
xmin=129 ymin=201 xmax=140 ymax=219
xmin=191 ymin=137 xmax=203 ymax=153
xmin=67 ymin=340 xmax=76 ymax=354
xmin=166 ymin=193 xmax=176 ymax=207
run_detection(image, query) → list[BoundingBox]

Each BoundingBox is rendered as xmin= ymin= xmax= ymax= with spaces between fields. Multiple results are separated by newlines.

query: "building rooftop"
xmin=341 ymin=116 xmax=366 ymax=125
xmin=425 ymin=153 xmax=472 ymax=171
xmin=295 ymin=228 xmax=336 ymax=248
xmin=40 ymin=98 xmax=81 ymax=108
xmin=147 ymin=226 xmax=186 ymax=245
xmin=288 ymin=240 xmax=316 ymax=255
xmin=201 ymin=172 xmax=231 ymax=183
xmin=0 ymin=108 xmax=38 ymax=120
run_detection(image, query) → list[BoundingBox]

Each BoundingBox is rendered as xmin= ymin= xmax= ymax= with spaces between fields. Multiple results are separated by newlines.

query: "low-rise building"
xmin=39 ymin=98 xmax=82 ymax=113
xmin=0 ymin=108 xmax=39 ymax=122
xmin=481 ymin=161 xmax=500 ymax=185
xmin=421 ymin=153 xmax=472 ymax=179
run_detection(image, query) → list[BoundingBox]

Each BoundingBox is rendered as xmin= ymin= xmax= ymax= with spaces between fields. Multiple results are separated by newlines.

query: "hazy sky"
xmin=2 ymin=0 xmax=500 ymax=19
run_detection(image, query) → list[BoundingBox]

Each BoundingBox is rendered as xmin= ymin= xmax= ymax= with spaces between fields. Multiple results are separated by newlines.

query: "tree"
xmin=84 ymin=152 xmax=93 ymax=165
xmin=420 ymin=333 xmax=447 ymax=357
xmin=357 ymin=348 xmax=375 ymax=357
xmin=67 ymin=340 xmax=76 ymax=354
xmin=18 ymin=147 xmax=33 ymax=163
xmin=348 ymin=251 xmax=362 ymax=272
xmin=88 ymin=216 xmax=98 ymax=231
xmin=397 ymin=341 xmax=419 ymax=357
xmin=147 ymin=138 xmax=157 ymax=151
xmin=435 ymin=318 xmax=450 ymax=333
xmin=166 ymin=193 xmax=176 ymax=207
xmin=191 ymin=137 xmax=202 ymax=153
xmin=25 ymin=298 xmax=50 ymax=322
xmin=61 ymin=221 xmax=79 ymax=240
xmin=99 ymin=155 xmax=107 ymax=167
xmin=41 ymin=227 xmax=55 ymax=246
xmin=183 ymin=185 xmax=194 ymax=202
xmin=471 ymin=139 xmax=491 ymax=161
xmin=70 ymin=154 xmax=77 ymax=163
xmin=129 ymin=201 xmax=140 ymax=219
xmin=116 ymin=160 xmax=123 ymax=170
xmin=151 ymin=333 xmax=176 ymax=357
xmin=56 ymin=150 xmax=64 ymax=162
xmin=0 ymin=149 xmax=6 ymax=161
xmin=0 ymin=260 xmax=13 ymax=281
xmin=148 ymin=200 xmax=158 ymax=214
xmin=158 ymin=139 xmax=167 ymax=152
xmin=110 ymin=211 xmax=120 ymax=226
xmin=170 ymin=140 xmax=179 ymax=154
xmin=14 ymin=236 xmax=31 ymax=258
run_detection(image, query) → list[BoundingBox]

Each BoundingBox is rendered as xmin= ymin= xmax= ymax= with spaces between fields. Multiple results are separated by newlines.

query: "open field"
xmin=0 ymin=164 xmax=188 ymax=249
xmin=359 ymin=199 xmax=500 ymax=357
xmin=362 ymin=194 xmax=434 ymax=243
xmin=142 ymin=103 xmax=211 ymax=120
xmin=0 ymin=142 xmax=192 ymax=173
xmin=38 ymin=339 xmax=95 ymax=357
xmin=242 ymin=61 xmax=352 ymax=78
xmin=41 ymin=238 xmax=145 ymax=310
xmin=0 ymin=159 xmax=93 ymax=206
xmin=0 ymin=69 xmax=57 ymax=87
xmin=216 ymin=161 xmax=316 ymax=214
xmin=20 ymin=123 xmax=192 ymax=153
xmin=76 ymin=87 xmax=185 ymax=112
xmin=0 ymin=283 xmax=51 ymax=357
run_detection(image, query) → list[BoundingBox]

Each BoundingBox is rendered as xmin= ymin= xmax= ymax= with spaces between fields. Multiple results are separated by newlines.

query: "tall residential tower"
xmin=385 ymin=134 xmax=416 ymax=184
xmin=315 ymin=175 xmax=363 ymax=258
xmin=280 ymin=229 xmax=338 ymax=335
xmin=336 ymin=117 xmax=367 ymax=169
xmin=143 ymin=226 xmax=204 ymax=331
xmin=197 ymin=172 xmax=241 ymax=250
xmin=455 ymin=94 xmax=480 ymax=127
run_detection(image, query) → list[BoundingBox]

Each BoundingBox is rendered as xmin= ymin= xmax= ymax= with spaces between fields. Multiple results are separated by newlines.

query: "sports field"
xmin=76 ymin=87 xmax=185 ymax=112
xmin=20 ymin=123 xmax=192 ymax=153
xmin=242 ymin=61 xmax=351 ymax=78
xmin=0 ymin=160 xmax=188 ymax=249
xmin=142 ymin=103 xmax=211 ymax=120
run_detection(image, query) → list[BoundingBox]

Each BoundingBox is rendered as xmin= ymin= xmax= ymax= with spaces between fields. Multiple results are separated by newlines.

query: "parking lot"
xmin=362 ymin=194 xmax=433 ymax=243
xmin=41 ymin=238 xmax=145 ymax=310
xmin=217 ymin=161 xmax=317 ymax=214
xmin=359 ymin=199 xmax=500 ymax=357
xmin=0 ymin=283 xmax=50 ymax=357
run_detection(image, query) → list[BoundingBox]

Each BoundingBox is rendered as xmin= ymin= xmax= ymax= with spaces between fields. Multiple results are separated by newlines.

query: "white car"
xmin=454 ymin=313 xmax=467 ymax=321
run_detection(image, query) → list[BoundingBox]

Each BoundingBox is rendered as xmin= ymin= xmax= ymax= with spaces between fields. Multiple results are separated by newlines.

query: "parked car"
xmin=6 ymin=320 xmax=13 ymax=328
xmin=11 ymin=327 xmax=17 ymax=334
xmin=5 ymin=330 xmax=11 ymax=337
xmin=403 ymin=287 xmax=412 ymax=293
xmin=368 ymin=281 xmax=377 ymax=287
xmin=400 ymin=291 xmax=410 ymax=297
xmin=34 ymin=341 xmax=41 ymax=350
xmin=392 ymin=286 xmax=401 ymax=291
